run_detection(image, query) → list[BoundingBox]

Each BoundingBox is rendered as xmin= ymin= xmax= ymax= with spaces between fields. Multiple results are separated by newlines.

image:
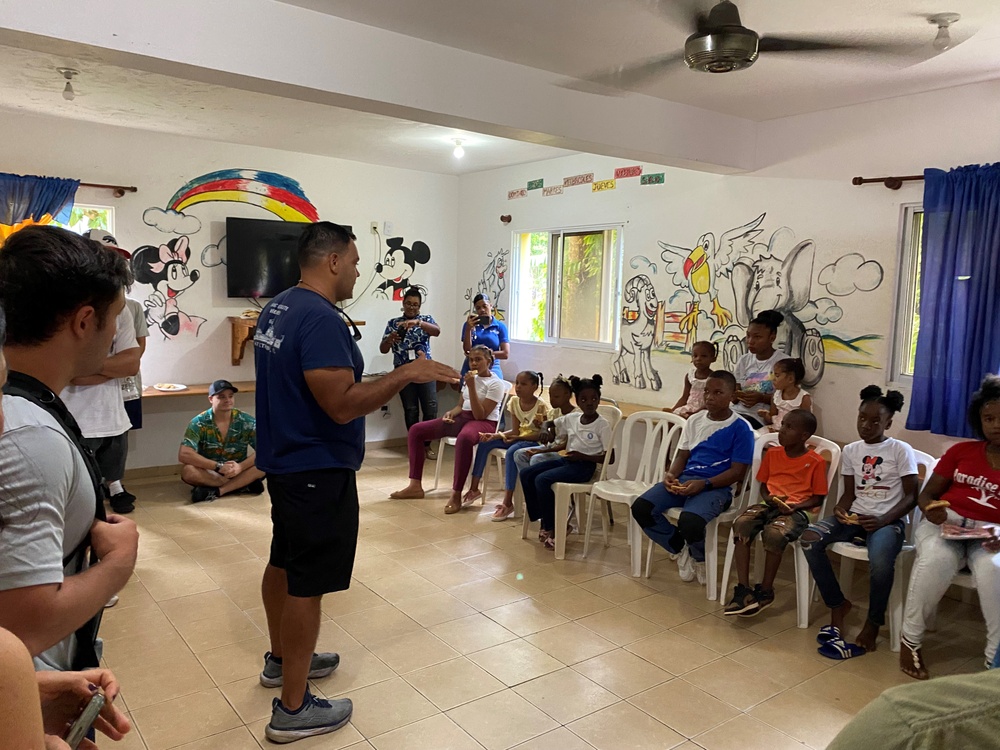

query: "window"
xmin=509 ymin=225 xmax=623 ymax=349
xmin=891 ymin=204 xmax=923 ymax=382
xmin=50 ymin=204 xmax=115 ymax=235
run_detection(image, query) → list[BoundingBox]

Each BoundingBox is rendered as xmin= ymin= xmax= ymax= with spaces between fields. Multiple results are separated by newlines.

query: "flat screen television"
xmin=225 ymin=218 xmax=352 ymax=299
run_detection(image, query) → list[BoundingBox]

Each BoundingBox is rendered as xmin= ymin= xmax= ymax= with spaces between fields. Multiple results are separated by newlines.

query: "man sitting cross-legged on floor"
xmin=724 ymin=409 xmax=828 ymax=617
xmin=179 ymin=379 xmax=265 ymax=503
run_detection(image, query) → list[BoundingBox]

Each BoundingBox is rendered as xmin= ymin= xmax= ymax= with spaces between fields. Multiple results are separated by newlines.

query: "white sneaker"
xmin=694 ymin=561 xmax=706 ymax=585
xmin=676 ymin=546 xmax=695 ymax=582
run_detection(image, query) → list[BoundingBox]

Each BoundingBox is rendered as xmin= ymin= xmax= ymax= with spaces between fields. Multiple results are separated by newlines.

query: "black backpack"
xmin=3 ymin=371 xmax=107 ymax=669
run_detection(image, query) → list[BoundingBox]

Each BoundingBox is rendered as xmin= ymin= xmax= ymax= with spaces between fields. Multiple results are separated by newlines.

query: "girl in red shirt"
xmin=900 ymin=375 xmax=1000 ymax=679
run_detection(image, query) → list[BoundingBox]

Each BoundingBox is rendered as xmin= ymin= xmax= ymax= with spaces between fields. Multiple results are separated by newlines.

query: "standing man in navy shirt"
xmin=254 ymin=222 xmax=459 ymax=744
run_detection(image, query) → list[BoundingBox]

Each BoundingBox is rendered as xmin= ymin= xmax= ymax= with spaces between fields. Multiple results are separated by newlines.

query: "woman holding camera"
xmin=380 ymin=288 xmax=441 ymax=458
xmin=461 ymin=293 xmax=508 ymax=379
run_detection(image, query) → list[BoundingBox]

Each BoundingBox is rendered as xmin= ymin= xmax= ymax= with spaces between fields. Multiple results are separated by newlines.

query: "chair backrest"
xmin=593 ymin=405 xmax=624 ymax=481
xmin=495 ymin=380 xmax=515 ymax=427
xmin=610 ymin=410 xmax=686 ymax=485
xmin=905 ymin=449 xmax=938 ymax=541
xmin=802 ymin=434 xmax=843 ymax=519
xmin=731 ymin=431 xmax=779 ymax=514
xmin=600 ymin=396 xmax=620 ymax=407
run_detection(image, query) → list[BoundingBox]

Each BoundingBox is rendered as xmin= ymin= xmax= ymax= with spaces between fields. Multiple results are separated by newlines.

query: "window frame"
xmin=889 ymin=202 xmax=923 ymax=387
xmin=508 ymin=223 xmax=625 ymax=352
xmin=50 ymin=203 xmax=116 ymax=235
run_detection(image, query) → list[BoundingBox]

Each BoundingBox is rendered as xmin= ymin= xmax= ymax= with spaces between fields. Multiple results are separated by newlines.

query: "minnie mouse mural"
xmin=131 ymin=236 xmax=206 ymax=339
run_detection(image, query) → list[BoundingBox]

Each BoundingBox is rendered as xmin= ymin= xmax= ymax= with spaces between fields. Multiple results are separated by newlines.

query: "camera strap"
xmin=3 ymin=371 xmax=106 ymax=669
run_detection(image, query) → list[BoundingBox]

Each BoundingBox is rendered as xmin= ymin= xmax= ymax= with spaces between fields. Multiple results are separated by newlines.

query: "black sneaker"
xmin=740 ymin=584 xmax=775 ymax=617
xmin=723 ymin=584 xmax=759 ymax=616
xmin=109 ymin=490 xmax=136 ymax=514
xmin=241 ymin=479 xmax=265 ymax=496
xmin=191 ymin=486 xmax=219 ymax=504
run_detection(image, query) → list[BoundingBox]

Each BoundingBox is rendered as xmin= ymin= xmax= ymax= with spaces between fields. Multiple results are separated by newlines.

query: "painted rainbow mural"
xmin=167 ymin=169 xmax=319 ymax=223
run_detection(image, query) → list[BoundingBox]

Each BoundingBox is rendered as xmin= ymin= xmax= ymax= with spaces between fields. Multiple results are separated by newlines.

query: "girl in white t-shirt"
xmin=732 ymin=309 xmax=786 ymax=428
xmin=520 ymin=375 xmax=612 ymax=550
xmin=463 ymin=370 xmax=548 ymax=518
xmin=392 ymin=346 xmax=505 ymax=514
xmin=801 ymin=385 xmax=919 ymax=658
xmin=758 ymin=357 xmax=812 ymax=432
xmin=667 ymin=341 xmax=717 ymax=418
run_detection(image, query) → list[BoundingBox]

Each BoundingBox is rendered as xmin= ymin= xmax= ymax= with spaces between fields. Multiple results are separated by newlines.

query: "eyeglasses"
xmin=337 ymin=307 xmax=363 ymax=341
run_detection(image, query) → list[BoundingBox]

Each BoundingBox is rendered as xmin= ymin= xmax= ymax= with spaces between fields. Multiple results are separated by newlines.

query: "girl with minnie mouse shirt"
xmin=901 ymin=375 xmax=1000 ymax=680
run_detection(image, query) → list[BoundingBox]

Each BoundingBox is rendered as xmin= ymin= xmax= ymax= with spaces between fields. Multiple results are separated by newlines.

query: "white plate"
xmin=153 ymin=383 xmax=188 ymax=392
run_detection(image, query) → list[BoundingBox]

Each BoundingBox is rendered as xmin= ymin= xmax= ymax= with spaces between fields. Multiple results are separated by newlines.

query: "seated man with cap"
xmin=179 ymin=379 xmax=265 ymax=503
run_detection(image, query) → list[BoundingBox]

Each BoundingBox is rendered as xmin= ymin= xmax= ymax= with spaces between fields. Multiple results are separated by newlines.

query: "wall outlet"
xmin=370 ymin=221 xmax=379 ymax=235
xmin=383 ymin=221 xmax=394 ymax=235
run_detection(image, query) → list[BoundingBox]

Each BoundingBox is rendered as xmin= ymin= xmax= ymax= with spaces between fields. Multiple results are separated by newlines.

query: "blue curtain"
xmin=0 ymin=172 xmax=79 ymax=239
xmin=906 ymin=163 xmax=1000 ymax=438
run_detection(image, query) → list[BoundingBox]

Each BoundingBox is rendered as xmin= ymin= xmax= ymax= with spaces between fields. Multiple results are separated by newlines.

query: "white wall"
xmin=455 ymin=152 xmax=957 ymax=456
xmin=0 ymin=111 xmax=461 ymax=468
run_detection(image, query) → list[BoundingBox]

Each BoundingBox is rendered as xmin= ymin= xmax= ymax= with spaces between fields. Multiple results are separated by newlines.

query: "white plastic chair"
xmin=585 ymin=411 xmax=686 ymax=577
xmin=825 ymin=451 xmax=937 ymax=650
xmin=432 ymin=380 xmax=513 ymax=493
xmin=520 ymin=405 xmax=623 ymax=560
xmin=644 ymin=436 xmax=762 ymax=600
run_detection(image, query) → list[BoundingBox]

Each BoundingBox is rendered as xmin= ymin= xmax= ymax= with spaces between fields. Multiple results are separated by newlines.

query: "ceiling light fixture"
xmin=453 ymin=139 xmax=465 ymax=159
xmin=57 ymin=67 xmax=79 ymax=101
xmin=928 ymin=12 xmax=961 ymax=51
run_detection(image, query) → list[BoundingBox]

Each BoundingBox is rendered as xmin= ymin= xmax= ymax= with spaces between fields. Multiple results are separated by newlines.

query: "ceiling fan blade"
xmin=759 ymin=35 xmax=920 ymax=56
xmin=559 ymin=51 xmax=687 ymax=95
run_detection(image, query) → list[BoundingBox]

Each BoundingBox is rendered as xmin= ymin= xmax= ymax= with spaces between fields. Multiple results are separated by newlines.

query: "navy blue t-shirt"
xmin=254 ymin=287 xmax=365 ymax=473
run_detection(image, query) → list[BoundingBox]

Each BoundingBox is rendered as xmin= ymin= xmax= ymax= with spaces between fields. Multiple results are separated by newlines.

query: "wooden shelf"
xmin=229 ymin=315 xmax=366 ymax=366
xmin=143 ymin=380 xmax=257 ymax=399
xmin=229 ymin=316 xmax=257 ymax=366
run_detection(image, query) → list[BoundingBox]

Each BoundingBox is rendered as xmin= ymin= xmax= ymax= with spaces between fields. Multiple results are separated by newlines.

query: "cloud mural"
xmin=142 ymin=207 xmax=202 ymax=235
xmin=818 ymin=253 xmax=884 ymax=296
xmin=800 ymin=297 xmax=844 ymax=326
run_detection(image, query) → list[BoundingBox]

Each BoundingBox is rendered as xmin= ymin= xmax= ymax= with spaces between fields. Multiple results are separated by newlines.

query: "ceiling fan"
xmin=565 ymin=0 xmax=958 ymax=92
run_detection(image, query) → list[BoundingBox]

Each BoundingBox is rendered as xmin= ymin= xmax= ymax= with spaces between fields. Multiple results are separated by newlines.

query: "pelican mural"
xmin=657 ymin=213 xmax=765 ymax=340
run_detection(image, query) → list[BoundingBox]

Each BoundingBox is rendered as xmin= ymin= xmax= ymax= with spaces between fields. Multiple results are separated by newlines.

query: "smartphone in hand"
xmin=65 ymin=692 xmax=106 ymax=750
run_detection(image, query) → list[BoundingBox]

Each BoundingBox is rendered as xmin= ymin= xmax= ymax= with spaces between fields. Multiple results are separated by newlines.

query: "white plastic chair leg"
xmin=629 ymin=517 xmax=643 ymax=577
xmin=432 ymin=441 xmax=445 ymax=490
xmin=719 ymin=527 xmax=738 ymax=603
xmin=704 ymin=518 xmax=718 ymax=601
xmin=794 ymin=544 xmax=812 ymax=629
xmin=554 ymin=486 xmax=571 ymax=560
xmin=840 ymin=556 xmax=856 ymax=602
xmin=520 ymin=500 xmax=531 ymax=539
xmin=644 ymin=529 xmax=655 ymax=578
xmin=582 ymin=492 xmax=597 ymax=558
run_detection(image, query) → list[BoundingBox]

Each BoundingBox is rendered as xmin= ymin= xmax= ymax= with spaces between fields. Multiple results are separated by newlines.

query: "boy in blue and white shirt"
xmin=632 ymin=370 xmax=754 ymax=584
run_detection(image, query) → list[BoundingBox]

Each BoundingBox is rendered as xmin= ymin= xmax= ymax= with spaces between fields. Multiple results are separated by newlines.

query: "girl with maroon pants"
xmin=391 ymin=346 xmax=504 ymax=514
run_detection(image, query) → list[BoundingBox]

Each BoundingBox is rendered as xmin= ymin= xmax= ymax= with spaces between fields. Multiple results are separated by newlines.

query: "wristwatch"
xmin=215 ymin=461 xmax=225 ymax=473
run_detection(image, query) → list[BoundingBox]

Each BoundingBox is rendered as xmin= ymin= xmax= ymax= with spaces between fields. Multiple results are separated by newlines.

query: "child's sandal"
xmin=543 ymin=536 xmax=556 ymax=551
xmin=899 ymin=639 xmax=929 ymax=680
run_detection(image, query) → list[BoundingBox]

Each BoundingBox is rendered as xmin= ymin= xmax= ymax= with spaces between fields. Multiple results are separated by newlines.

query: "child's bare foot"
xmin=855 ymin=620 xmax=879 ymax=652
xmin=899 ymin=639 xmax=929 ymax=680
xmin=830 ymin=599 xmax=853 ymax=632
xmin=390 ymin=482 xmax=424 ymax=499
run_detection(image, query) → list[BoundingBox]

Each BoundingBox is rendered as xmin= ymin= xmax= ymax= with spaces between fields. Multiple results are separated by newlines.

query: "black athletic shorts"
xmin=267 ymin=468 xmax=359 ymax=598
xmin=124 ymin=398 xmax=142 ymax=430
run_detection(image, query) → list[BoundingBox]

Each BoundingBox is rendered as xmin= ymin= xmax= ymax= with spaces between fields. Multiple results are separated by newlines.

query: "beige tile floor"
xmin=107 ymin=448 xmax=989 ymax=750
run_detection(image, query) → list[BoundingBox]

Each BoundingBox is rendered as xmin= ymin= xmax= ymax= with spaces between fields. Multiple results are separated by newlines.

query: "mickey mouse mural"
xmin=374 ymin=237 xmax=431 ymax=300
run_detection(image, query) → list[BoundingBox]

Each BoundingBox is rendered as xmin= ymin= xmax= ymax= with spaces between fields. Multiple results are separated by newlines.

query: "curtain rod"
xmin=851 ymin=175 xmax=924 ymax=191
xmin=79 ymin=181 xmax=138 ymax=198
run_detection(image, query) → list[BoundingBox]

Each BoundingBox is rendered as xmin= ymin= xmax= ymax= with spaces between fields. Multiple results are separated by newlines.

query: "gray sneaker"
xmin=260 ymin=651 xmax=341 ymax=688
xmin=676 ymin=546 xmax=695 ymax=582
xmin=265 ymin=690 xmax=352 ymax=743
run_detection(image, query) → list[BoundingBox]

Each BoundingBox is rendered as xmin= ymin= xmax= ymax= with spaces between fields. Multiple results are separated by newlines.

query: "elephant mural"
xmin=725 ymin=234 xmax=826 ymax=387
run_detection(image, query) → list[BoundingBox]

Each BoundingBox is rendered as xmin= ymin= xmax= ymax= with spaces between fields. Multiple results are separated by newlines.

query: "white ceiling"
xmin=0 ymin=44 xmax=574 ymax=175
xmin=280 ymin=0 xmax=1000 ymax=120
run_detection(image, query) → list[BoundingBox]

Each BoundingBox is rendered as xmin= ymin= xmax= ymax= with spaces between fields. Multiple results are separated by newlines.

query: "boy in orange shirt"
xmin=724 ymin=409 xmax=828 ymax=617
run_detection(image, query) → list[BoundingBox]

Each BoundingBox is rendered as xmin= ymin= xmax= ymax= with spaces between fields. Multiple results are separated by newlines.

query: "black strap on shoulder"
xmin=3 ymin=371 xmax=107 ymax=669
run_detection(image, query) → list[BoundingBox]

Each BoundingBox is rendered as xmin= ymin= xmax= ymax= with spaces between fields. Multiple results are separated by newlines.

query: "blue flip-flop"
xmin=816 ymin=625 xmax=841 ymax=645
xmin=818 ymin=638 xmax=865 ymax=660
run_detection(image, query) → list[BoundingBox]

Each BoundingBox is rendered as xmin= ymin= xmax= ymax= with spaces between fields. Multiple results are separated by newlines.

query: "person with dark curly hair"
xmin=900 ymin=374 xmax=1000 ymax=680
xmin=520 ymin=375 xmax=611 ymax=550
xmin=801 ymin=386 xmax=919 ymax=659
